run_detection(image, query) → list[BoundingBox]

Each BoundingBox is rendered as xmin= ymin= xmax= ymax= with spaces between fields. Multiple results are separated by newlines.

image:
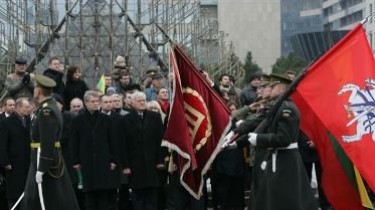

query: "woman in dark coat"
xmin=63 ymin=66 xmax=89 ymax=110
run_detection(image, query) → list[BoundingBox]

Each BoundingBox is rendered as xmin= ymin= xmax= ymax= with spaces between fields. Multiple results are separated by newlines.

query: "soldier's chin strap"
xmin=37 ymin=147 xmax=46 ymax=210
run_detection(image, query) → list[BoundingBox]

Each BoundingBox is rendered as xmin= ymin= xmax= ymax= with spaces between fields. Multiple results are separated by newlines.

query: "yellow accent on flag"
xmin=354 ymin=166 xmax=374 ymax=209
xmin=96 ymin=74 xmax=105 ymax=94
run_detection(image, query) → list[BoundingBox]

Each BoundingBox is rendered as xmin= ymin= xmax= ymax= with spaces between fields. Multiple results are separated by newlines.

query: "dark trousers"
xmin=215 ymin=174 xmax=244 ymax=210
xmin=118 ymin=184 xmax=132 ymax=210
xmin=304 ymin=161 xmax=331 ymax=210
xmin=167 ymin=172 xmax=204 ymax=210
xmin=0 ymin=170 xmax=6 ymax=210
xmin=85 ymin=189 xmax=117 ymax=210
xmin=0 ymin=191 xmax=6 ymax=210
xmin=131 ymin=188 xmax=158 ymax=210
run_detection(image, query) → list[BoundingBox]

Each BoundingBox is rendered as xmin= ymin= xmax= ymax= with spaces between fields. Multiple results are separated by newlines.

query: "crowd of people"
xmin=0 ymin=55 xmax=332 ymax=210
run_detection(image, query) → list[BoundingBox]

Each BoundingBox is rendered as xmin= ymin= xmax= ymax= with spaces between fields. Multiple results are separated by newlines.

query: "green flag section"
xmin=293 ymin=92 xmax=366 ymax=209
xmin=292 ymin=23 xmax=375 ymax=209
xmin=96 ymin=74 xmax=105 ymax=94
xmin=329 ymin=134 xmax=374 ymax=209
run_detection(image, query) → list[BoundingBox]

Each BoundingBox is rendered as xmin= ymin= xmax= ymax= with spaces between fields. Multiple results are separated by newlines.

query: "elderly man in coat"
xmin=122 ymin=91 xmax=164 ymax=210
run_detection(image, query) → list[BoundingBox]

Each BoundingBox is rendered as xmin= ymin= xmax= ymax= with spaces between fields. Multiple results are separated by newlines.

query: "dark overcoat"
xmin=250 ymin=100 xmax=318 ymax=210
xmin=122 ymin=110 xmax=164 ymax=189
xmin=70 ymin=110 xmax=120 ymax=191
xmin=0 ymin=113 xmax=30 ymax=199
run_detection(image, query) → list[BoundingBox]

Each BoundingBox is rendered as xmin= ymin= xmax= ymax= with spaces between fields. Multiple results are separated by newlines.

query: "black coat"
xmin=0 ymin=113 xmax=30 ymax=199
xmin=60 ymin=111 xmax=78 ymax=184
xmin=70 ymin=110 xmax=120 ymax=191
xmin=123 ymin=110 xmax=164 ymax=189
xmin=43 ymin=68 xmax=65 ymax=97
xmin=63 ymin=80 xmax=89 ymax=109
xmin=0 ymin=113 xmax=7 ymax=122
xmin=251 ymin=100 xmax=318 ymax=210
xmin=298 ymin=131 xmax=318 ymax=163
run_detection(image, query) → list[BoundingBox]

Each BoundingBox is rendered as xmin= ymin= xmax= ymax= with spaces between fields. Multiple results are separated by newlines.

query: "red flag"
xmin=292 ymin=24 xmax=375 ymax=209
xmin=163 ymin=45 xmax=231 ymax=199
xmin=293 ymin=92 xmax=364 ymax=210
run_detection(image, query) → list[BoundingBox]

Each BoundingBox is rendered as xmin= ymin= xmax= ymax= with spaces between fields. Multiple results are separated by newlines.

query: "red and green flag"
xmin=292 ymin=24 xmax=375 ymax=209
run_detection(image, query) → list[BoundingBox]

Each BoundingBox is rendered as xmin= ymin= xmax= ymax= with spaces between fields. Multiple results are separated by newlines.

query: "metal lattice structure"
xmin=0 ymin=0 xmax=244 ymax=89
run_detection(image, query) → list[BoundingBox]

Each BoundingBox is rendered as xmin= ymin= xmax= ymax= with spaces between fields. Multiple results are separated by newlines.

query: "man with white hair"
xmin=69 ymin=98 xmax=84 ymax=114
xmin=122 ymin=91 xmax=164 ymax=210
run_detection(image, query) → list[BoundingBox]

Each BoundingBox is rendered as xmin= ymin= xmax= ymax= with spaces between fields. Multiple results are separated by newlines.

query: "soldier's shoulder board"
xmin=282 ymin=109 xmax=292 ymax=118
xmin=42 ymin=108 xmax=52 ymax=116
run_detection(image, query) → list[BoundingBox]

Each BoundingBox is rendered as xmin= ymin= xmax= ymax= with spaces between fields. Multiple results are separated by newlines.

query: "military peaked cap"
xmin=269 ymin=73 xmax=293 ymax=86
xmin=15 ymin=57 xmax=27 ymax=65
xmin=34 ymin=75 xmax=56 ymax=89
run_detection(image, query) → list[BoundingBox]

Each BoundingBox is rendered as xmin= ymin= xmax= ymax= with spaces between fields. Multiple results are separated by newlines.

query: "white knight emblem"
xmin=338 ymin=79 xmax=375 ymax=143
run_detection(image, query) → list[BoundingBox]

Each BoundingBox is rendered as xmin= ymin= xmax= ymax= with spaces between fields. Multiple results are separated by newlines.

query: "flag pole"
xmin=360 ymin=11 xmax=375 ymax=25
xmin=155 ymin=23 xmax=174 ymax=44
xmin=251 ymin=53 xmax=322 ymax=133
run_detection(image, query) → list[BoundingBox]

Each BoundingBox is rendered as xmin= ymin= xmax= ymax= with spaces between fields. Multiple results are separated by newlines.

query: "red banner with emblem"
xmin=163 ymin=45 xmax=231 ymax=199
xmin=292 ymin=24 xmax=375 ymax=209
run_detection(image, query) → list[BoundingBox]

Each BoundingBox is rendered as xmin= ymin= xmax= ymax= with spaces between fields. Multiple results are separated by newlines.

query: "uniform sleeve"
xmin=5 ymin=77 xmax=22 ymax=95
xmin=232 ymin=106 xmax=252 ymax=121
xmin=256 ymin=107 xmax=299 ymax=148
xmin=38 ymin=108 xmax=59 ymax=172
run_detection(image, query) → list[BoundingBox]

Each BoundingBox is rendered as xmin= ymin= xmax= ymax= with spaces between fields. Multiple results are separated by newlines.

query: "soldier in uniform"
xmin=22 ymin=75 xmax=79 ymax=210
xmin=2 ymin=58 xmax=34 ymax=100
xmin=225 ymin=74 xmax=318 ymax=210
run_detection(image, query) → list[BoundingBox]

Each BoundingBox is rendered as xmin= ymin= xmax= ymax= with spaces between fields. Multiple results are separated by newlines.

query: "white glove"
xmin=248 ymin=133 xmax=257 ymax=145
xmin=221 ymin=131 xmax=234 ymax=148
xmin=221 ymin=141 xmax=237 ymax=149
xmin=235 ymin=120 xmax=244 ymax=127
xmin=35 ymin=171 xmax=44 ymax=184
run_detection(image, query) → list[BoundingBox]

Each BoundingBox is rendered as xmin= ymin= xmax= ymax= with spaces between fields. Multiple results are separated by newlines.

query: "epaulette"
xmin=42 ymin=103 xmax=48 ymax=108
xmin=282 ymin=109 xmax=292 ymax=118
xmin=42 ymin=108 xmax=52 ymax=116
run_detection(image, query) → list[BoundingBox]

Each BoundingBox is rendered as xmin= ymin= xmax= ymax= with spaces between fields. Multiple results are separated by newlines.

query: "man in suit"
xmin=0 ymin=98 xmax=15 ymax=122
xmin=122 ymin=91 xmax=164 ymax=210
xmin=71 ymin=90 xmax=120 ymax=210
xmin=0 ymin=98 xmax=15 ymax=210
xmin=0 ymin=98 xmax=31 ymax=209
xmin=22 ymin=75 xmax=79 ymax=210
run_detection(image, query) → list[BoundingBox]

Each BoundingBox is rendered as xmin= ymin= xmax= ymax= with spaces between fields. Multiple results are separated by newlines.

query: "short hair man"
xmin=71 ymin=90 xmax=120 ymax=210
xmin=43 ymin=57 xmax=65 ymax=97
xmin=0 ymin=98 xmax=31 ymax=209
xmin=0 ymin=98 xmax=15 ymax=121
xmin=69 ymin=98 xmax=84 ymax=114
xmin=122 ymin=91 xmax=164 ymax=210
xmin=3 ymin=58 xmax=33 ymax=100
